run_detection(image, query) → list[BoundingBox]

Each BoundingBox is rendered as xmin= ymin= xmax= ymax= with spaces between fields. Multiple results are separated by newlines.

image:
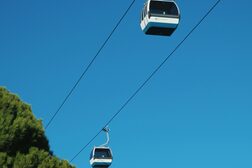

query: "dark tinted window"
xmin=150 ymin=1 xmax=179 ymax=16
xmin=90 ymin=151 xmax=93 ymax=159
xmin=94 ymin=149 xmax=112 ymax=158
xmin=141 ymin=9 xmax=143 ymax=21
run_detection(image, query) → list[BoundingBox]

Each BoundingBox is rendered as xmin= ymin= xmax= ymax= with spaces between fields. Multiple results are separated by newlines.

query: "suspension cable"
xmin=45 ymin=0 xmax=136 ymax=129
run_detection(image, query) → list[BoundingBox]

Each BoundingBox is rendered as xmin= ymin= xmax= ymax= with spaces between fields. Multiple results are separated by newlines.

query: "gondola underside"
xmin=90 ymin=158 xmax=112 ymax=167
xmin=143 ymin=21 xmax=178 ymax=36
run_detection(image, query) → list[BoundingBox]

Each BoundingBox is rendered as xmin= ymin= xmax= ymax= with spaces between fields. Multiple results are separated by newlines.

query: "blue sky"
xmin=1 ymin=0 xmax=252 ymax=167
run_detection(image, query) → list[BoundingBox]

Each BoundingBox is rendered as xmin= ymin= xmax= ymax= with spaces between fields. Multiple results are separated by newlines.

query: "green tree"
xmin=0 ymin=87 xmax=74 ymax=168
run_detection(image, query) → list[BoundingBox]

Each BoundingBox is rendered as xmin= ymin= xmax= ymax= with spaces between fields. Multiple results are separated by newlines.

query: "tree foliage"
xmin=0 ymin=87 xmax=74 ymax=168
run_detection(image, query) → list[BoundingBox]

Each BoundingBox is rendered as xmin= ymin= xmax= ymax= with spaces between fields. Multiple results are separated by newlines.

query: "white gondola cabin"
xmin=140 ymin=0 xmax=180 ymax=36
xmin=90 ymin=146 xmax=113 ymax=168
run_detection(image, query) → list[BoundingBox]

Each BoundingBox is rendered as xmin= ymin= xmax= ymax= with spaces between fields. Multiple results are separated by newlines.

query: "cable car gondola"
xmin=90 ymin=146 xmax=113 ymax=168
xmin=90 ymin=127 xmax=113 ymax=168
xmin=140 ymin=0 xmax=180 ymax=36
